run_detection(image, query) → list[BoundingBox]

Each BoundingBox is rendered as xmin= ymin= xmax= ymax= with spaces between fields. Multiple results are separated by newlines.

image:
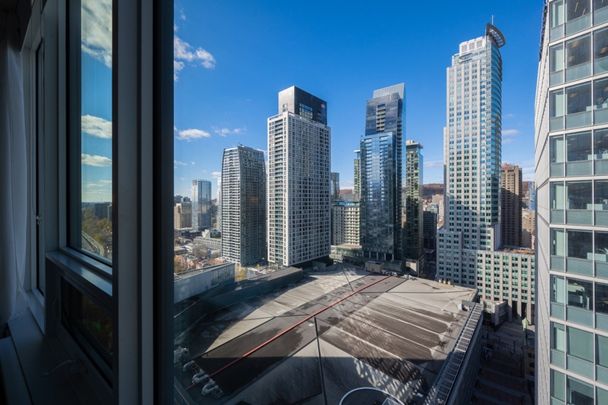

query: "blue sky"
xmin=73 ymin=0 xmax=542 ymax=200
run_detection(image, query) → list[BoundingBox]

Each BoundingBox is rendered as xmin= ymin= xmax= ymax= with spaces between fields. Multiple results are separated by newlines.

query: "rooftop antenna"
xmin=491 ymin=15 xmax=495 ymax=25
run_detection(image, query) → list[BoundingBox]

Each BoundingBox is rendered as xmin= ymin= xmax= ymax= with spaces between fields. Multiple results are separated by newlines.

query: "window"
xmin=551 ymin=369 xmax=566 ymax=402
xmin=551 ymin=322 xmax=566 ymax=366
xmin=566 ymin=181 xmax=592 ymax=224
xmin=566 ymin=35 xmax=591 ymax=82
xmin=551 ymin=182 xmax=566 ymax=223
xmin=596 ymin=29 xmax=608 ymax=75
xmin=597 ymin=334 xmax=608 ymax=369
xmin=566 ymin=83 xmax=592 ymax=129
xmin=567 ymin=277 xmax=593 ymax=325
xmin=70 ymin=0 xmax=113 ymax=263
xmin=568 ymin=230 xmax=593 ymax=275
xmin=567 ymin=0 xmax=591 ymax=35
xmin=552 ymin=229 xmax=566 ymax=270
xmin=566 ymin=375 xmax=594 ymax=404
xmin=550 ymin=44 xmax=565 ymax=85
xmin=551 ymin=90 xmax=566 ymax=132
xmin=566 ymin=131 xmax=592 ymax=175
xmin=552 ymin=276 xmax=567 ymax=318
xmin=596 ymin=182 xmax=608 ymax=226
xmin=551 ymin=0 xmax=566 ymax=40
xmin=551 ymin=136 xmax=566 ymax=176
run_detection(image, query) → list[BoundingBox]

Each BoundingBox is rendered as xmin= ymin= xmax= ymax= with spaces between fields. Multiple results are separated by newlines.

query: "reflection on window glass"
xmin=595 ymin=129 xmax=608 ymax=158
xmin=80 ymin=0 xmax=113 ymax=261
xmin=568 ymin=230 xmax=592 ymax=259
xmin=567 ymin=0 xmax=590 ymax=21
xmin=597 ymin=283 xmax=608 ymax=314
xmin=567 ymin=132 xmax=591 ymax=162
xmin=62 ymin=281 xmax=113 ymax=369
xmin=567 ymin=278 xmax=593 ymax=309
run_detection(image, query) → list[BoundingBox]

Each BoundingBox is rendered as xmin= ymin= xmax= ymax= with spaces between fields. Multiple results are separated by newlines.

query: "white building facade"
xmin=267 ymin=86 xmax=331 ymax=267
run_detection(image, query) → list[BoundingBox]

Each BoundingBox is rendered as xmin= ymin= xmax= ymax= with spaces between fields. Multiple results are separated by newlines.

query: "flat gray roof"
xmin=174 ymin=265 xmax=477 ymax=404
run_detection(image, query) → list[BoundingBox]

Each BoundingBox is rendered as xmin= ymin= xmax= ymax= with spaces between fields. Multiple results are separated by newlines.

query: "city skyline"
xmin=172 ymin=1 xmax=543 ymax=199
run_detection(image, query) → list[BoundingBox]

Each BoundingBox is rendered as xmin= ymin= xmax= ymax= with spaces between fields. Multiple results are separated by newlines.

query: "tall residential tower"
xmin=500 ymin=163 xmax=523 ymax=247
xmin=220 ymin=145 xmax=266 ymax=266
xmin=192 ymin=179 xmax=212 ymax=231
xmin=267 ymin=86 xmax=331 ymax=266
xmin=360 ymin=84 xmax=405 ymax=261
xmin=536 ymin=1 xmax=608 ymax=403
xmin=404 ymin=140 xmax=424 ymax=263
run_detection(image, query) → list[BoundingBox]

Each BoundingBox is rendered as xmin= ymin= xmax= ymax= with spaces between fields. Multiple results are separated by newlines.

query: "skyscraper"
xmin=192 ymin=179 xmax=212 ymax=231
xmin=437 ymin=25 xmax=505 ymax=285
xmin=360 ymin=84 xmax=404 ymax=261
xmin=404 ymin=140 xmax=424 ymax=262
xmin=331 ymin=201 xmax=360 ymax=246
xmin=220 ymin=145 xmax=266 ymax=266
xmin=330 ymin=172 xmax=340 ymax=202
xmin=500 ymin=163 xmax=522 ymax=247
xmin=535 ymin=2 xmax=608 ymax=403
xmin=353 ymin=149 xmax=361 ymax=201
xmin=267 ymin=86 xmax=331 ymax=266
xmin=174 ymin=200 xmax=192 ymax=230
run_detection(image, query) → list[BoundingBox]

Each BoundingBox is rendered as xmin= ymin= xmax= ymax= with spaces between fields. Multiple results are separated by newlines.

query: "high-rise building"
xmin=404 ymin=140 xmax=424 ymax=262
xmin=521 ymin=208 xmax=535 ymax=249
xmin=220 ymin=145 xmax=266 ymax=266
xmin=360 ymin=84 xmax=404 ymax=261
xmin=437 ymin=25 xmax=505 ymax=285
xmin=192 ymin=179 xmax=212 ymax=231
xmin=535 ymin=2 xmax=608 ymax=403
xmin=267 ymin=86 xmax=331 ymax=267
xmin=437 ymin=25 xmax=535 ymax=321
xmin=331 ymin=201 xmax=360 ymax=246
xmin=353 ymin=149 xmax=361 ymax=201
xmin=174 ymin=200 xmax=192 ymax=230
xmin=500 ymin=163 xmax=523 ymax=247
xmin=330 ymin=172 xmax=340 ymax=202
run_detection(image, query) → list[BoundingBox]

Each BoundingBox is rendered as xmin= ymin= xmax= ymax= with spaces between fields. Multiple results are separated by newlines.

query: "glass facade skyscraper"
xmin=404 ymin=140 xmax=424 ymax=262
xmin=360 ymin=84 xmax=404 ymax=261
xmin=536 ymin=1 xmax=608 ymax=403
xmin=192 ymin=179 xmax=212 ymax=231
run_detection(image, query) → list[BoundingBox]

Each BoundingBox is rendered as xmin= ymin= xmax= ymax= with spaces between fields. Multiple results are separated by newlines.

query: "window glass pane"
xmin=552 ymin=0 xmax=566 ymax=27
xmin=551 ymin=182 xmax=565 ymax=209
xmin=552 ymin=276 xmax=566 ymax=304
xmin=596 ymin=0 xmax=608 ymax=10
xmin=597 ymin=283 xmax=608 ymax=314
xmin=567 ymin=83 xmax=591 ymax=115
xmin=567 ymin=278 xmax=593 ymax=309
xmin=596 ymin=181 xmax=608 ymax=207
xmin=595 ymin=129 xmax=608 ymax=159
xmin=551 ymin=136 xmax=565 ymax=163
xmin=551 ymin=90 xmax=565 ymax=118
xmin=596 ymin=28 xmax=608 ymax=60
xmin=568 ymin=230 xmax=592 ymax=259
xmin=595 ymin=79 xmax=608 ymax=110
xmin=568 ymin=0 xmax=591 ymax=21
xmin=598 ymin=334 xmax=608 ymax=367
xmin=566 ymin=35 xmax=591 ymax=68
xmin=567 ymin=132 xmax=592 ymax=162
xmin=566 ymin=181 xmax=592 ymax=209
xmin=568 ymin=326 xmax=593 ymax=361
xmin=566 ymin=375 xmax=594 ymax=404
xmin=552 ymin=322 xmax=566 ymax=351
xmin=552 ymin=369 xmax=566 ymax=401
xmin=551 ymin=44 xmax=565 ymax=73
xmin=552 ymin=229 xmax=566 ymax=256
xmin=80 ymin=0 xmax=113 ymax=261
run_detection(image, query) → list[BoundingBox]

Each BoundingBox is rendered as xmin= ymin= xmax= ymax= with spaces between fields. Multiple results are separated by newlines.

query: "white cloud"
xmin=178 ymin=8 xmax=187 ymax=21
xmin=82 ymin=153 xmax=112 ymax=167
xmin=211 ymin=171 xmax=221 ymax=178
xmin=81 ymin=0 xmax=112 ymax=68
xmin=82 ymin=115 xmax=112 ymax=139
xmin=213 ymin=127 xmax=245 ymax=137
xmin=424 ymin=160 xmax=443 ymax=169
xmin=174 ymin=160 xmax=188 ymax=167
xmin=174 ymin=35 xmax=216 ymax=80
xmin=176 ymin=128 xmax=211 ymax=141
xmin=82 ymin=179 xmax=112 ymax=202
xmin=502 ymin=128 xmax=520 ymax=137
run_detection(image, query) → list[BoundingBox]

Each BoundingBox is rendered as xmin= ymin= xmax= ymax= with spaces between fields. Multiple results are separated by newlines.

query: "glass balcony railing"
xmin=551 ymin=25 xmax=565 ymax=42
xmin=597 ymin=260 xmax=608 ymax=279
xmin=596 ymin=210 xmax=608 ymax=226
xmin=597 ymin=312 xmax=608 ymax=331
xmin=550 ymin=116 xmax=565 ymax=132
xmin=551 ymin=255 xmax=565 ymax=271
xmin=568 ymin=354 xmax=594 ymax=379
xmin=566 ymin=111 xmax=592 ymax=129
xmin=551 ymin=302 xmax=565 ymax=319
xmin=597 ymin=364 xmax=608 ymax=384
xmin=566 ymin=160 xmax=592 ymax=176
xmin=566 ymin=63 xmax=591 ymax=82
xmin=550 ymin=70 xmax=564 ymax=86
xmin=596 ymin=159 xmax=608 ymax=175
xmin=566 ymin=209 xmax=593 ymax=225
xmin=566 ymin=14 xmax=591 ymax=36
xmin=551 ymin=349 xmax=565 ymax=368
xmin=567 ymin=257 xmax=594 ymax=276
xmin=551 ymin=163 xmax=565 ymax=177
xmin=596 ymin=107 xmax=608 ymax=125
xmin=567 ymin=306 xmax=593 ymax=327
xmin=596 ymin=56 xmax=608 ymax=75
xmin=551 ymin=209 xmax=565 ymax=224
xmin=596 ymin=7 xmax=608 ymax=25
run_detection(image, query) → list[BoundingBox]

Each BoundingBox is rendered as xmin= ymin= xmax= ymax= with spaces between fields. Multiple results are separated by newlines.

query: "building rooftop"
xmin=174 ymin=265 xmax=480 ymax=404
